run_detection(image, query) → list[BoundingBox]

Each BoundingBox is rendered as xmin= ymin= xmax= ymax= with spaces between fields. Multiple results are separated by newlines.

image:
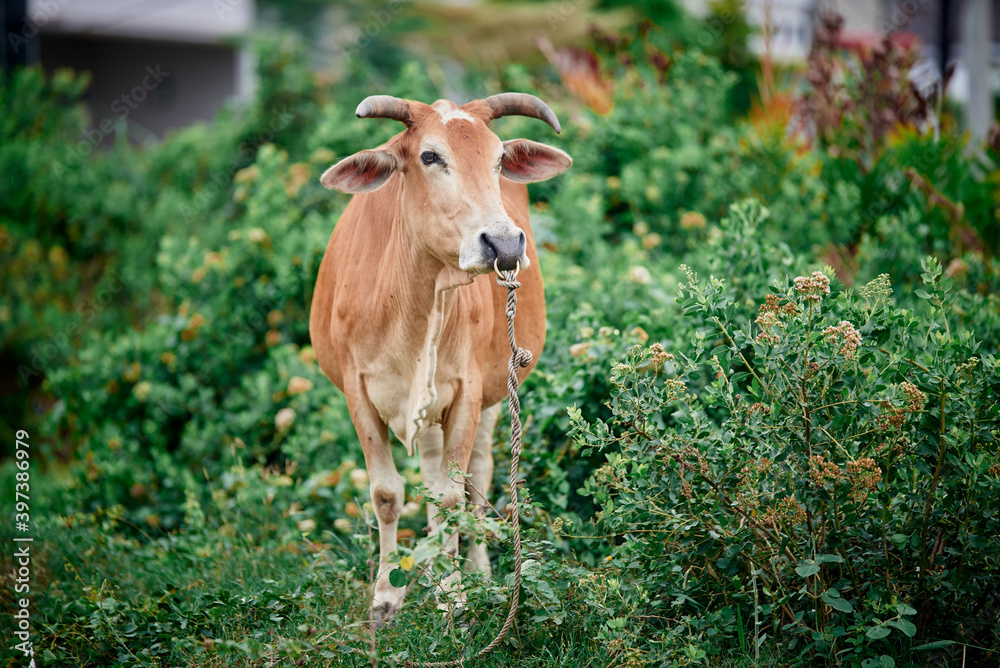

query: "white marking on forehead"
xmin=432 ymin=100 xmax=475 ymax=124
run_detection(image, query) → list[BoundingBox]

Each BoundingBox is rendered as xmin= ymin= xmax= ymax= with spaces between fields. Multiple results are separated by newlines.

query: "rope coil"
xmin=403 ymin=267 xmax=529 ymax=667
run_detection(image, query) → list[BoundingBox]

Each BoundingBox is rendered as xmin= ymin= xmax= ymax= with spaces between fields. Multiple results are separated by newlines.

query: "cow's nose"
xmin=480 ymin=230 xmax=525 ymax=272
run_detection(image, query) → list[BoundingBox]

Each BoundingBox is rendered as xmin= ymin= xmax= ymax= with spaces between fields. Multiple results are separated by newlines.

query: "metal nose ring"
xmin=494 ymin=257 xmax=520 ymax=278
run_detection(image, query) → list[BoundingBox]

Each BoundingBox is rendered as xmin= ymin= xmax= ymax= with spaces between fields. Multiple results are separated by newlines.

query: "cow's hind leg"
xmin=417 ymin=425 xmax=460 ymax=556
xmin=417 ymin=424 xmax=466 ymax=612
xmin=466 ymin=403 xmax=499 ymax=575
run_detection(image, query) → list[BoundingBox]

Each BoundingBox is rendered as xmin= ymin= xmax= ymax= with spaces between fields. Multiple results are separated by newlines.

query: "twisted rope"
xmin=402 ymin=266 xmax=530 ymax=667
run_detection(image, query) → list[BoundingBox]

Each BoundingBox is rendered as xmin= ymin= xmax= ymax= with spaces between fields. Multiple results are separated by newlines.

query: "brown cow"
xmin=310 ymin=93 xmax=571 ymax=624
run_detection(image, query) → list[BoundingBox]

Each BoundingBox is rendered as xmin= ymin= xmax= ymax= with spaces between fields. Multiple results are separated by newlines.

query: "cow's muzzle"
xmin=480 ymin=231 xmax=525 ymax=272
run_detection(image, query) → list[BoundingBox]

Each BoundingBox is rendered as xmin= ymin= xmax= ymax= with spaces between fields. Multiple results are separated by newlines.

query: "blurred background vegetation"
xmin=1 ymin=0 xmax=999 ymax=666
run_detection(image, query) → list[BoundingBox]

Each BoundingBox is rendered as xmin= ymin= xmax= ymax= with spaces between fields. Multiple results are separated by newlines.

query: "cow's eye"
xmin=420 ymin=151 xmax=440 ymax=166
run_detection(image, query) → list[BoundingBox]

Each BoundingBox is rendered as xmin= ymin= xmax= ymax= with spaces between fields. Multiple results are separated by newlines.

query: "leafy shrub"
xmin=570 ymin=230 xmax=1000 ymax=664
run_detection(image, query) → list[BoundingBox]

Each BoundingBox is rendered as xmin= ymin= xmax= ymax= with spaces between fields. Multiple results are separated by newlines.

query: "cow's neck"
xmin=377 ymin=211 xmax=474 ymax=454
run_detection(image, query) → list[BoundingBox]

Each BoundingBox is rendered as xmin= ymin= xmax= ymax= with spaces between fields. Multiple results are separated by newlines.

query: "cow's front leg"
xmin=344 ymin=378 xmax=405 ymax=627
xmin=369 ymin=446 xmax=405 ymax=626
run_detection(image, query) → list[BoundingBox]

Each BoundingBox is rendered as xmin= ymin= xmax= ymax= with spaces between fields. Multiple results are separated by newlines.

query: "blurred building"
xmin=4 ymin=0 xmax=255 ymax=141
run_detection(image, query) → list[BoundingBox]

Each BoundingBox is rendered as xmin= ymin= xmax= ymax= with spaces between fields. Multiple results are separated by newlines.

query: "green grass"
xmin=1 ymin=462 xmax=618 ymax=667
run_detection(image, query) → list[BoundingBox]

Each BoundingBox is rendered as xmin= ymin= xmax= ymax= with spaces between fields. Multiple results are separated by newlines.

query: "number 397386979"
xmin=14 ymin=430 xmax=30 ymax=531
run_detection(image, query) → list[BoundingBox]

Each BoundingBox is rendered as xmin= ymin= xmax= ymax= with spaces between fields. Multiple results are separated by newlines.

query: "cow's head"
xmin=320 ymin=93 xmax=572 ymax=273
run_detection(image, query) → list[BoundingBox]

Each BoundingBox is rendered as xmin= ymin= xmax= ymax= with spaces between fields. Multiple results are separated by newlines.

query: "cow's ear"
xmin=501 ymin=139 xmax=572 ymax=183
xmin=320 ymin=149 xmax=400 ymax=193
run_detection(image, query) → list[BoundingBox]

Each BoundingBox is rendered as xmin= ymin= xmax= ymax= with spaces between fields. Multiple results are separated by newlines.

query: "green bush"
xmin=570 ymin=213 xmax=1000 ymax=663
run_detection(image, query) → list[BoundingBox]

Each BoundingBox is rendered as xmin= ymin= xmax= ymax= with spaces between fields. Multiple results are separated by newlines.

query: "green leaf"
xmin=388 ymin=567 xmax=407 ymax=588
xmin=913 ymin=640 xmax=955 ymax=650
xmin=896 ymin=603 xmax=916 ymax=616
xmin=866 ymin=626 xmax=891 ymax=640
xmin=914 ymin=289 xmax=932 ymax=299
xmin=412 ymin=541 xmax=438 ymax=564
xmin=795 ymin=563 xmax=820 ymax=578
xmin=879 ymin=655 xmax=896 ymax=668
xmin=822 ymin=590 xmax=853 ymax=613
xmin=815 ymin=554 xmax=844 ymax=564
xmin=894 ymin=618 xmax=917 ymax=637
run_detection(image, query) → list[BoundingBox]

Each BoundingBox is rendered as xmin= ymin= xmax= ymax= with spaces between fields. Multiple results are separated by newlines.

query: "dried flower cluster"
xmin=809 ymin=455 xmax=842 ymax=486
xmin=878 ymin=382 xmax=926 ymax=430
xmin=663 ymin=377 xmax=687 ymax=400
xmin=877 ymin=405 xmax=908 ymax=431
xmin=647 ymin=342 xmax=674 ymax=367
xmin=746 ymin=402 xmax=771 ymax=417
xmin=822 ymin=320 xmax=862 ymax=358
xmin=762 ymin=293 xmax=798 ymax=316
xmin=735 ymin=458 xmax=774 ymax=511
xmin=739 ymin=457 xmax=774 ymax=482
xmin=794 ymin=271 xmax=831 ymax=303
xmin=900 ymin=382 xmax=926 ymax=412
xmin=680 ymin=211 xmax=707 ymax=229
xmin=755 ymin=311 xmax=782 ymax=344
xmin=592 ymin=463 xmax=618 ymax=488
xmin=755 ymin=294 xmax=798 ymax=344
xmin=846 ymin=458 xmax=882 ymax=503
xmin=762 ymin=496 xmax=807 ymax=529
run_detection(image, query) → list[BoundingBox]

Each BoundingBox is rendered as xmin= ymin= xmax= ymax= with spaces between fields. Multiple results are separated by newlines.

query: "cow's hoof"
xmin=372 ymin=601 xmax=399 ymax=630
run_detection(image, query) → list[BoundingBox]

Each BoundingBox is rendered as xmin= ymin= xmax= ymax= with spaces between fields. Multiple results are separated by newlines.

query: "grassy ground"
xmin=2 ymin=463 xmax=625 ymax=667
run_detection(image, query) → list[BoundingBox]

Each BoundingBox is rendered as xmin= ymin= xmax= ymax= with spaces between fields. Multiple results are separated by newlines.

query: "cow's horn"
xmin=356 ymin=95 xmax=412 ymax=126
xmin=483 ymin=93 xmax=561 ymax=134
